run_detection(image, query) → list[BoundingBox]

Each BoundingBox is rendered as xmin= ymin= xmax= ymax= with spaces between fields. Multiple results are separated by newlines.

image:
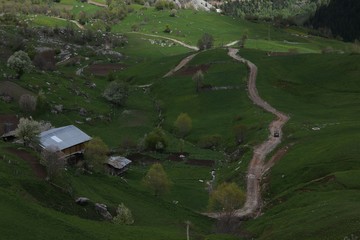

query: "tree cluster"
xmin=307 ymin=0 xmax=360 ymax=41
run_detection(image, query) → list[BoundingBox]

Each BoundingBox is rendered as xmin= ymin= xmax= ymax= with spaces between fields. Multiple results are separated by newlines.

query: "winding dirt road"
xmin=205 ymin=48 xmax=289 ymax=219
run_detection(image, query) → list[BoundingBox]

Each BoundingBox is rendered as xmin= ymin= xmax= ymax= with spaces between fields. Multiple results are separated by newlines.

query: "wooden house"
xmin=105 ymin=156 xmax=132 ymax=176
xmin=39 ymin=125 xmax=92 ymax=159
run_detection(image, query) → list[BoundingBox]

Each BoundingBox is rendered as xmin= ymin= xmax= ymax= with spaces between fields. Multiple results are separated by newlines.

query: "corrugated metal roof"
xmin=107 ymin=156 xmax=132 ymax=169
xmin=39 ymin=125 xmax=92 ymax=150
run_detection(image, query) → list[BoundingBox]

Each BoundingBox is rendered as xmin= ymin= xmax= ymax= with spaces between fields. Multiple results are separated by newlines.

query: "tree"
xmin=113 ymin=203 xmax=134 ymax=225
xmin=174 ymin=113 xmax=192 ymax=137
xmin=192 ymin=70 xmax=204 ymax=93
xmin=143 ymin=163 xmax=171 ymax=196
xmin=15 ymin=117 xmax=41 ymax=147
xmin=7 ymin=50 xmax=33 ymax=78
xmin=238 ymin=34 xmax=248 ymax=48
xmin=208 ymin=182 xmax=245 ymax=219
xmin=40 ymin=146 xmax=65 ymax=181
xmin=197 ymin=33 xmax=214 ymax=50
xmin=145 ymin=128 xmax=167 ymax=152
xmin=19 ymin=94 xmax=37 ymax=113
xmin=103 ymin=81 xmax=129 ymax=106
xmin=84 ymin=137 xmax=109 ymax=172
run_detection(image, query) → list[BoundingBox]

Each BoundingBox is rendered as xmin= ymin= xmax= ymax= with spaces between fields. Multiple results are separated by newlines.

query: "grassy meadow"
xmin=0 ymin=2 xmax=359 ymax=239
xmin=238 ymin=49 xmax=360 ymax=239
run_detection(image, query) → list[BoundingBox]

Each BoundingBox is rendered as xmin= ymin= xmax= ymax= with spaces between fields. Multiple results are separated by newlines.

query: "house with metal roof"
xmin=39 ymin=125 xmax=92 ymax=158
xmin=105 ymin=156 xmax=132 ymax=176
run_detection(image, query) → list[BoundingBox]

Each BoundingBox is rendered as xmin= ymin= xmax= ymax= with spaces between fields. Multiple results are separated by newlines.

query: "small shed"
xmin=105 ymin=156 xmax=132 ymax=176
xmin=39 ymin=125 xmax=92 ymax=158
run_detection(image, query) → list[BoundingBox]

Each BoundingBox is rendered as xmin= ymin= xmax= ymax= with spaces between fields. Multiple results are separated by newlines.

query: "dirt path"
xmin=52 ymin=17 xmax=84 ymax=30
xmin=88 ymin=0 xmax=107 ymax=7
xmin=128 ymin=32 xmax=199 ymax=51
xmin=205 ymin=48 xmax=289 ymax=219
xmin=163 ymin=53 xmax=198 ymax=77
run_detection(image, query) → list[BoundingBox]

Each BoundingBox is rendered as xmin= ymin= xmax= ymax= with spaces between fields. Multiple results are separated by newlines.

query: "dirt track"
xmin=163 ymin=53 xmax=198 ymax=77
xmin=205 ymin=48 xmax=289 ymax=219
xmin=128 ymin=32 xmax=200 ymax=51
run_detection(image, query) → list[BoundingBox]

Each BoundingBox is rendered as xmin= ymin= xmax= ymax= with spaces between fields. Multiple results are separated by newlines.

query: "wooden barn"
xmin=39 ymin=125 xmax=92 ymax=159
xmin=105 ymin=156 xmax=132 ymax=176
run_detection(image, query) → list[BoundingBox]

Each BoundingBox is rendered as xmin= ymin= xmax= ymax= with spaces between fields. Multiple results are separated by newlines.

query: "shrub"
xmin=198 ymin=134 xmax=222 ymax=149
xmin=169 ymin=9 xmax=177 ymax=17
xmin=84 ymin=137 xmax=109 ymax=172
xmin=103 ymin=81 xmax=129 ymax=106
xmin=113 ymin=203 xmax=134 ymax=225
xmin=145 ymin=128 xmax=167 ymax=152
xmin=7 ymin=50 xmax=33 ymax=78
xmin=155 ymin=0 xmax=175 ymax=10
xmin=174 ymin=113 xmax=192 ymax=137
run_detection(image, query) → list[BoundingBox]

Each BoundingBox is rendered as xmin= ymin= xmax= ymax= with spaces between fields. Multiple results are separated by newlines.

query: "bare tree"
xmin=197 ymin=33 xmax=214 ymax=50
xmin=41 ymin=146 xmax=65 ymax=181
xmin=192 ymin=70 xmax=204 ymax=93
xmin=19 ymin=94 xmax=37 ymax=113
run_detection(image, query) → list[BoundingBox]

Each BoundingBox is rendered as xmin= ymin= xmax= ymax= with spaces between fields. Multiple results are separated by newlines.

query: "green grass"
xmin=1 ymin=5 xmax=359 ymax=239
xmin=153 ymin=48 xmax=273 ymax=147
xmin=0 ymin=143 xmax=216 ymax=240
xmin=238 ymin=50 xmax=360 ymax=239
xmin=112 ymin=6 xmax=351 ymax=53
xmin=28 ymin=15 xmax=76 ymax=28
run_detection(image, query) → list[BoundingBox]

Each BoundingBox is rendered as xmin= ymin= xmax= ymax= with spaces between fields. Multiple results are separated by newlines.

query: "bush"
xmin=7 ymin=50 xmax=33 ymax=78
xmin=113 ymin=203 xmax=134 ymax=225
xmin=84 ymin=137 xmax=109 ymax=172
xmin=198 ymin=134 xmax=222 ymax=149
xmin=169 ymin=9 xmax=177 ymax=17
xmin=155 ymin=0 xmax=175 ymax=10
xmin=103 ymin=81 xmax=129 ymax=106
xmin=145 ymin=128 xmax=167 ymax=152
xmin=174 ymin=113 xmax=192 ymax=137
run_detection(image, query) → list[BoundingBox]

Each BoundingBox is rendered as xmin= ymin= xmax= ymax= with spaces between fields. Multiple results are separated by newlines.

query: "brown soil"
xmin=175 ymin=64 xmax=211 ymax=76
xmin=86 ymin=63 xmax=126 ymax=76
xmin=6 ymin=147 xmax=46 ymax=179
xmin=127 ymin=153 xmax=159 ymax=164
xmin=0 ymin=81 xmax=33 ymax=101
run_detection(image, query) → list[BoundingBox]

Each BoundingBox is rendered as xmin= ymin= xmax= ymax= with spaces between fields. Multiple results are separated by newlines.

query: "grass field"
xmin=238 ymin=50 xmax=360 ymax=239
xmin=0 ymin=4 xmax=359 ymax=239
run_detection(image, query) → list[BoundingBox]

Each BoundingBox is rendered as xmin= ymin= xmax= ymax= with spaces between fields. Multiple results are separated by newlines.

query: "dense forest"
xmin=219 ymin=0 xmax=330 ymax=20
xmin=308 ymin=0 xmax=360 ymax=41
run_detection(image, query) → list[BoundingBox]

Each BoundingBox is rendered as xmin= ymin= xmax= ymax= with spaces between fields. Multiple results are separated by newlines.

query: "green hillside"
xmin=0 ymin=1 xmax=359 ymax=239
